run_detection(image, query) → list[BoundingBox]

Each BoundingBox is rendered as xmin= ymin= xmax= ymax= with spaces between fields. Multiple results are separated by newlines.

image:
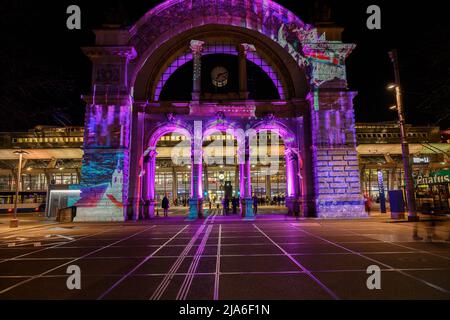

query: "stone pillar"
xmin=189 ymin=136 xmax=203 ymax=219
xmin=238 ymin=44 xmax=255 ymax=99
xmin=75 ymin=39 xmax=136 ymax=222
xmin=140 ymin=156 xmax=148 ymax=219
xmin=309 ymin=89 xmax=366 ymax=218
xmin=146 ymin=149 xmax=157 ymax=218
xmin=172 ymin=167 xmax=178 ymax=205
xmin=235 ymin=165 xmax=240 ymax=197
xmin=203 ymin=164 xmax=209 ymax=201
xmin=299 ymin=103 xmax=317 ymax=217
xmin=239 ymin=136 xmax=253 ymax=217
xmin=285 ymin=148 xmax=301 ymax=216
xmin=190 ymin=40 xmax=205 ymax=101
xmin=265 ymin=174 xmax=271 ymax=201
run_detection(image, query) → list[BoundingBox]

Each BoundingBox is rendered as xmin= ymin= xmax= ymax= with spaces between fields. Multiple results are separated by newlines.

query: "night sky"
xmin=0 ymin=0 xmax=448 ymax=131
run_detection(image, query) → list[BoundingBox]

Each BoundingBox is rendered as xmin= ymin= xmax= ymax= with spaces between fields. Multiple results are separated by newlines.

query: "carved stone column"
xmin=189 ymin=136 xmax=204 ymax=219
xmin=146 ymin=149 xmax=158 ymax=218
xmin=190 ymin=40 xmax=205 ymax=101
xmin=235 ymin=165 xmax=240 ymax=197
xmin=265 ymin=174 xmax=271 ymax=201
xmin=203 ymin=164 xmax=209 ymax=202
xmin=239 ymin=136 xmax=253 ymax=217
xmin=238 ymin=43 xmax=255 ymax=100
xmin=285 ymin=148 xmax=301 ymax=216
xmin=172 ymin=167 xmax=178 ymax=206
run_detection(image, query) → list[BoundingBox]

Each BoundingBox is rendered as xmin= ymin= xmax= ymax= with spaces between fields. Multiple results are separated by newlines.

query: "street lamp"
xmin=388 ymin=49 xmax=417 ymax=221
xmin=11 ymin=150 xmax=29 ymax=228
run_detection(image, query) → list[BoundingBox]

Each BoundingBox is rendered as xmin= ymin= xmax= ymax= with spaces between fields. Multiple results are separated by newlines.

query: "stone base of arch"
xmin=74 ymin=149 xmax=129 ymax=222
xmin=314 ymin=147 xmax=367 ymax=219
xmin=189 ymin=199 xmax=204 ymax=220
xmin=286 ymin=197 xmax=301 ymax=216
xmin=241 ymin=198 xmax=254 ymax=218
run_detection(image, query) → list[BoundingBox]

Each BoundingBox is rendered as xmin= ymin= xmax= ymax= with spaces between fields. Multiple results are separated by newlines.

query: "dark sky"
xmin=0 ymin=0 xmax=448 ymax=131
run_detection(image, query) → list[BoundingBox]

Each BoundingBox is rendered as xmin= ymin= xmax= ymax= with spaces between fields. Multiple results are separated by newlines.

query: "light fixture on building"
xmin=389 ymin=105 xmax=397 ymax=111
xmin=387 ymin=84 xmax=397 ymax=90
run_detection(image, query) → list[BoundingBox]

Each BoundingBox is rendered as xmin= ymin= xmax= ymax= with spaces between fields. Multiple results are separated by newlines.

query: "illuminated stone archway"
xmin=249 ymin=120 xmax=302 ymax=216
xmin=141 ymin=123 xmax=192 ymax=218
xmin=76 ymin=0 xmax=367 ymax=221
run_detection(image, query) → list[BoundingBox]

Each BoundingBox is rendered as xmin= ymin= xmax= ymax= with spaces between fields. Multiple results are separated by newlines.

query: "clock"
xmin=211 ymin=66 xmax=229 ymax=87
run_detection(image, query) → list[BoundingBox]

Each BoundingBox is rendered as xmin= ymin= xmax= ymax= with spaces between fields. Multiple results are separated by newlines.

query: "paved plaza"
xmin=0 ymin=212 xmax=450 ymax=300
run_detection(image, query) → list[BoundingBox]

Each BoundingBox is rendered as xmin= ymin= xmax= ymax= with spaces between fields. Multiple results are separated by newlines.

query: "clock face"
xmin=211 ymin=66 xmax=229 ymax=88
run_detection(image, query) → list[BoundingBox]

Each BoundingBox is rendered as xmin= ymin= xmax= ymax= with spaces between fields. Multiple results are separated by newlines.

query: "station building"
xmin=1 ymin=123 xmax=448 ymax=216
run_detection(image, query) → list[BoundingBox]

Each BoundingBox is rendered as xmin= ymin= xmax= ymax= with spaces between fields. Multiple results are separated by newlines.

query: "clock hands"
xmin=216 ymin=71 xmax=228 ymax=79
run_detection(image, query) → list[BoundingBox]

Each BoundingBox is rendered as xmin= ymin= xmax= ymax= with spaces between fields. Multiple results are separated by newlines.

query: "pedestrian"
xmin=364 ymin=194 xmax=372 ymax=214
xmin=139 ymin=199 xmax=145 ymax=220
xmin=223 ymin=196 xmax=230 ymax=216
xmin=232 ymin=196 xmax=238 ymax=214
xmin=252 ymin=195 xmax=258 ymax=215
xmin=162 ymin=195 xmax=170 ymax=217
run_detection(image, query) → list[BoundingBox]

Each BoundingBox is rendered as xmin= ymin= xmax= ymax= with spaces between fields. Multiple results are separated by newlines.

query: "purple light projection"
xmin=78 ymin=0 xmax=366 ymax=220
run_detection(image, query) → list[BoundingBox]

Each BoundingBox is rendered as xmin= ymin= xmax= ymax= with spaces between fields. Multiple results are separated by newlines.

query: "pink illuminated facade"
xmin=74 ymin=0 xmax=366 ymax=221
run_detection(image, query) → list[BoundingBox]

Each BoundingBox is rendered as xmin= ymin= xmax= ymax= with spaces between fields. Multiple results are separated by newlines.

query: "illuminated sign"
xmin=416 ymin=172 xmax=450 ymax=185
xmin=413 ymin=157 xmax=430 ymax=164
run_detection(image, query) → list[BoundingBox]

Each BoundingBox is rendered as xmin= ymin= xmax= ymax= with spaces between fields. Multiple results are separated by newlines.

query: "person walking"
xmin=162 ymin=195 xmax=170 ymax=217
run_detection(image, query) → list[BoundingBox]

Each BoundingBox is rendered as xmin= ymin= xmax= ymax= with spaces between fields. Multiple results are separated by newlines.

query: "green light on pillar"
xmin=314 ymin=88 xmax=320 ymax=111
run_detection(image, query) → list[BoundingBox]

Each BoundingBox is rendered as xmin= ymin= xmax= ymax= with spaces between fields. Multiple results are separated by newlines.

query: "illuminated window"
xmin=154 ymin=42 xmax=285 ymax=101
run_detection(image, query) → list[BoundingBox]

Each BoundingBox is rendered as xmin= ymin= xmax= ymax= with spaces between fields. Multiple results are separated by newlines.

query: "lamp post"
xmin=11 ymin=150 xmax=29 ymax=228
xmin=388 ymin=49 xmax=417 ymax=221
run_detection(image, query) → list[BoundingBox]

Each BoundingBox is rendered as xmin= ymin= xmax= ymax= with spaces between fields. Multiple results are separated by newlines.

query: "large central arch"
xmin=128 ymin=0 xmax=313 ymax=99
xmin=75 ymin=0 xmax=367 ymax=222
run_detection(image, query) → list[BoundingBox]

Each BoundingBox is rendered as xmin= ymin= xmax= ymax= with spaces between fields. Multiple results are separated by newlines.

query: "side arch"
xmin=249 ymin=120 xmax=297 ymax=148
xmin=147 ymin=122 xmax=193 ymax=149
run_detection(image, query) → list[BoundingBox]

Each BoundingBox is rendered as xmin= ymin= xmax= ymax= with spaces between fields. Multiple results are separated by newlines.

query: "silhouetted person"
xmin=232 ymin=197 xmax=238 ymax=214
xmin=143 ymin=199 xmax=150 ymax=220
xmin=223 ymin=196 xmax=230 ymax=216
xmin=253 ymin=195 xmax=258 ymax=215
xmin=162 ymin=196 xmax=170 ymax=217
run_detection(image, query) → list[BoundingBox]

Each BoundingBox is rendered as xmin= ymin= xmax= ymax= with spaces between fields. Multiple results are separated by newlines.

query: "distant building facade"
xmin=1 ymin=123 xmax=448 ymax=214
